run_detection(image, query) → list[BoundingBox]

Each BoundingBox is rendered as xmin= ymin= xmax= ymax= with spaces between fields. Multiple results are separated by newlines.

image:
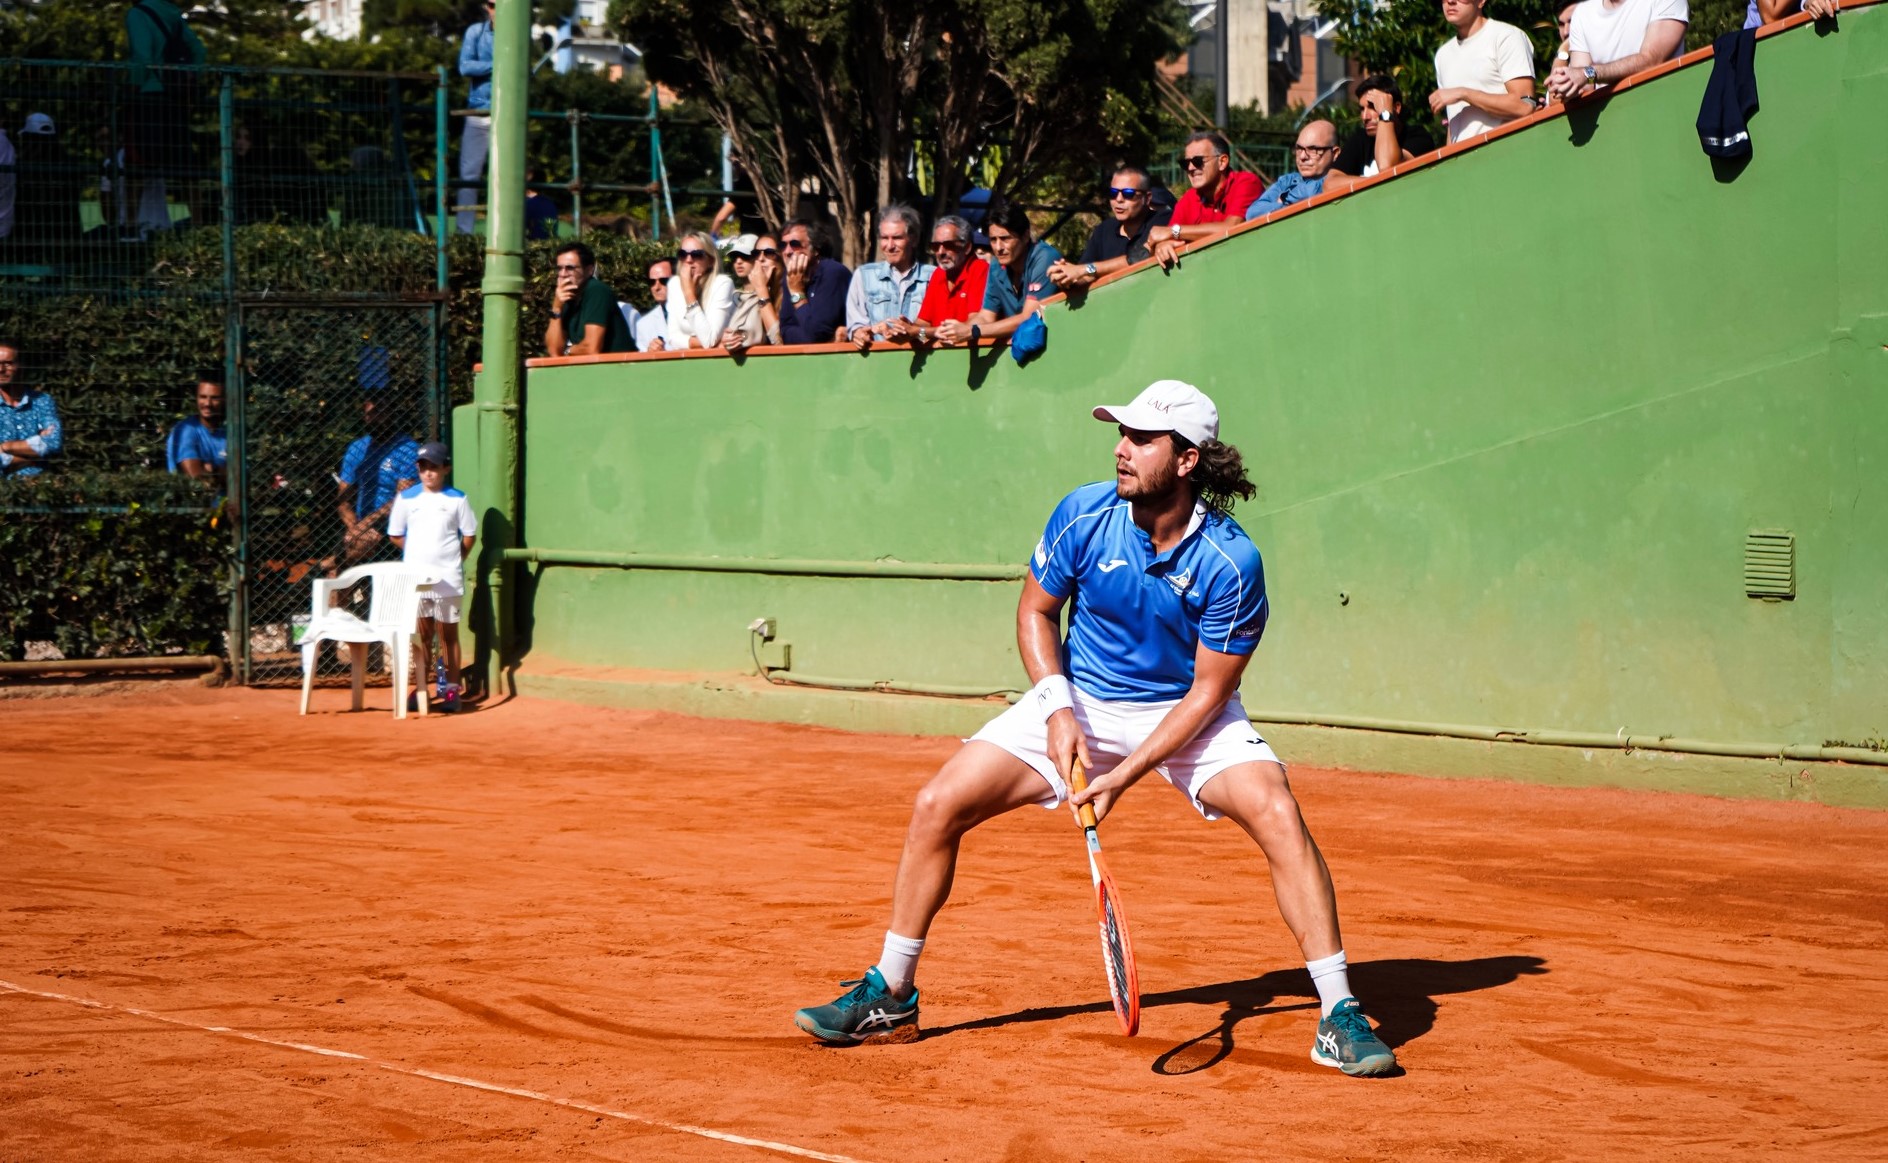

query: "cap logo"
xmin=1149 ymin=400 xmax=1172 ymax=413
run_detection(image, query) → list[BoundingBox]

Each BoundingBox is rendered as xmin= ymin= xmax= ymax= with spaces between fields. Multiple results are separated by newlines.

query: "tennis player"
xmin=794 ymin=380 xmax=1397 ymax=1076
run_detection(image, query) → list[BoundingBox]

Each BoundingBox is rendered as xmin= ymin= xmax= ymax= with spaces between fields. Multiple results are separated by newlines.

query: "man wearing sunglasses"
xmin=1047 ymin=165 xmax=1171 ymax=293
xmin=544 ymin=241 xmax=636 ymax=357
xmin=776 ymin=219 xmax=851 ymax=345
xmin=1244 ymin=120 xmax=1340 ymax=221
xmin=0 ymin=341 xmax=62 ymax=481
xmin=1151 ymin=132 xmax=1263 ymax=269
xmin=629 ymin=258 xmax=673 ymax=352
xmin=906 ymin=215 xmax=989 ymax=345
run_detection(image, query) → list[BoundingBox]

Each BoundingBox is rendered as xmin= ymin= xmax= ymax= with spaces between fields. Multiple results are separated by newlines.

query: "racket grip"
xmin=1068 ymin=760 xmax=1101 ymax=830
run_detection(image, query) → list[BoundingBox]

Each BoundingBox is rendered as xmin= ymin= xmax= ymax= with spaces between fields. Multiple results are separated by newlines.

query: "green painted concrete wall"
xmin=462 ymin=12 xmax=1888 ymax=758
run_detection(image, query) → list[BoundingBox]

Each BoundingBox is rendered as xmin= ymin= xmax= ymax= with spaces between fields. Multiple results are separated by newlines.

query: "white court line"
xmin=0 ymin=978 xmax=871 ymax=1163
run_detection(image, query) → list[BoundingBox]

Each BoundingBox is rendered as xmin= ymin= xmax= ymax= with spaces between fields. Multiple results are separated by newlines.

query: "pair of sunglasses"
xmin=678 ymin=248 xmax=712 ymax=261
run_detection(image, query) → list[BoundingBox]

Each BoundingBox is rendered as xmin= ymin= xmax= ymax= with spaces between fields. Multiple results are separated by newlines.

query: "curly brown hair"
xmin=1177 ymin=436 xmax=1257 ymax=516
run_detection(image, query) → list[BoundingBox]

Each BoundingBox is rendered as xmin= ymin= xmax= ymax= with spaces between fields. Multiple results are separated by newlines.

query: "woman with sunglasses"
xmin=722 ymin=235 xmax=784 ymax=352
xmin=663 ymin=231 xmax=736 ymax=350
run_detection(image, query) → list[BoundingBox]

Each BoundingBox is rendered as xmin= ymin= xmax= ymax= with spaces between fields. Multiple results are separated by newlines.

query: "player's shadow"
xmin=925 ymin=954 xmax=1547 ymax=1075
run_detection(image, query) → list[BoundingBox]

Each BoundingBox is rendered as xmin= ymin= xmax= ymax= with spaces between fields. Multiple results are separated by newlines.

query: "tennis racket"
xmin=1068 ymin=759 xmax=1141 ymax=1036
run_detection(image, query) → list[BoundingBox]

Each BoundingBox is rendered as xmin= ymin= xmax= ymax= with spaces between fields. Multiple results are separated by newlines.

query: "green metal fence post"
xmin=218 ymin=72 xmax=249 ymax=682
xmin=471 ymin=0 xmax=531 ymax=697
xmin=435 ymin=66 xmax=449 ymax=285
xmin=435 ymin=67 xmax=450 ymax=446
xmin=568 ymin=108 xmax=583 ymax=236
xmin=648 ymin=88 xmax=661 ymax=240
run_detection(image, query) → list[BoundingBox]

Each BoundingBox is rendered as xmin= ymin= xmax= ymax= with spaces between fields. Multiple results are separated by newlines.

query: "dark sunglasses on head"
xmin=678 ymin=248 xmax=712 ymax=261
xmin=1181 ymin=155 xmax=1211 ymax=171
xmin=1107 ymin=186 xmax=1146 ymax=199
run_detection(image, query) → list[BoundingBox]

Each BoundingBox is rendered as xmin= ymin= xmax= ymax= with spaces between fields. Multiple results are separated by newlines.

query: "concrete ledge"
xmin=512 ymin=665 xmax=1888 ymax=809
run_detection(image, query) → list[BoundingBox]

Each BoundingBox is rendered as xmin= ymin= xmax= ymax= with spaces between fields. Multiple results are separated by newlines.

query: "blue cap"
xmin=416 ymin=441 xmax=449 ymax=466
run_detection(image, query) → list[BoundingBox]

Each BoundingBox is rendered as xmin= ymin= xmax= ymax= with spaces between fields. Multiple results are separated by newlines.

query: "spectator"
xmin=335 ymin=376 xmax=419 ymax=567
xmin=523 ymin=167 xmax=560 ymax=240
xmin=1046 ymin=165 xmax=1172 ymax=293
xmin=844 ymin=204 xmax=934 ymax=349
xmin=664 ymin=230 xmax=738 ymax=349
xmin=909 ymin=215 xmax=989 ymax=344
xmin=1553 ymin=0 xmax=1579 ymax=72
xmin=631 ymin=258 xmax=674 ymax=352
xmin=166 ymin=376 xmax=227 ymax=489
xmin=1244 ymin=120 xmax=1341 ymax=219
xmin=387 ymin=440 xmax=477 ymax=713
xmin=0 ymin=129 xmax=13 ymax=242
xmin=723 ymin=234 xmax=784 ymax=352
xmin=776 ymin=219 xmax=850 ymax=346
xmin=545 ymin=241 xmax=636 ymax=357
xmin=1150 ymin=132 xmax=1263 ymax=268
xmin=1323 ymin=77 xmax=1437 ymax=195
xmin=456 ymin=1 xmax=494 ymax=234
xmin=1430 ymin=0 xmax=1539 ymax=143
xmin=0 ymin=342 xmax=61 ymax=480
xmin=934 ymin=198 xmax=1060 ymax=347
xmin=1548 ymin=0 xmax=1688 ymax=102
xmin=14 ymin=114 xmax=83 ymax=243
xmin=1748 ymin=0 xmax=1837 ymax=27
xmin=125 ymin=0 xmax=205 ymax=238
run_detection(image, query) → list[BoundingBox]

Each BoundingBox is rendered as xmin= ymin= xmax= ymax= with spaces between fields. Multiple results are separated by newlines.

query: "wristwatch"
xmin=1169 ymin=223 xmax=1182 ymax=241
xmin=1083 ymin=262 xmax=1098 ymax=277
xmin=1376 ymin=109 xmax=1393 ymax=123
xmin=789 ymin=290 xmax=806 ymax=304
xmin=1583 ymin=65 xmax=1598 ymax=86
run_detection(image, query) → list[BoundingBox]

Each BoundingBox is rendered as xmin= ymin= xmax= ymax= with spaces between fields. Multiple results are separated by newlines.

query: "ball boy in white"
xmin=387 ymin=441 xmax=477 ymax=711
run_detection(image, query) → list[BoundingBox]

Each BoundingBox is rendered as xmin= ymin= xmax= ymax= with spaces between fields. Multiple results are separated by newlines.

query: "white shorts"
xmin=416 ymin=592 xmax=461 ymax=624
xmin=970 ymin=686 xmax=1282 ymax=821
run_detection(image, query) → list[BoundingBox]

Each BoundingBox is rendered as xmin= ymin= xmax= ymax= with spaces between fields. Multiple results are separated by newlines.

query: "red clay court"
xmin=3 ymin=685 xmax=1884 ymax=1160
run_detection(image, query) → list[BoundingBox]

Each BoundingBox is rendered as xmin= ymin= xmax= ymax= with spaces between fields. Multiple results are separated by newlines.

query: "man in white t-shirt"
xmin=1429 ymin=0 xmax=1539 ymax=142
xmin=1547 ymin=0 xmax=1688 ymax=102
xmin=387 ymin=441 xmax=478 ymax=712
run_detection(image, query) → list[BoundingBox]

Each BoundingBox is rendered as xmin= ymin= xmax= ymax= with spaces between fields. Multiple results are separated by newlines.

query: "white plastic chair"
xmin=298 ymin=562 xmax=443 ymax=718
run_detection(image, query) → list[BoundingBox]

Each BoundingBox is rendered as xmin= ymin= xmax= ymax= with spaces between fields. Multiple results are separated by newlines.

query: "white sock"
xmin=875 ymin=932 xmax=925 ymax=996
xmin=1306 ymin=950 xmax=1352 ymax=1017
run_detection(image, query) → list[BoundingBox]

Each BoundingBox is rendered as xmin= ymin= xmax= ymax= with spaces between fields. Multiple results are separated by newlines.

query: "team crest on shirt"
xmin=1165 ymin=568 xmax=1192 ymax=596
xmin=1034 ymin=539 xmax=1048 ymax=568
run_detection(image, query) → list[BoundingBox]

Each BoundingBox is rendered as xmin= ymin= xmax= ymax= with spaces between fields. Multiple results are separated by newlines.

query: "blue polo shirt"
xmin=165 ymin=415 xmax=227 ymax=475
xmin=1030 ymin=481 xmax=1268 ymax=701
xmin=982 ymin=240 xmax=1063 ymax=320
xmin=338 ymin=432 xmax=420 ymax=521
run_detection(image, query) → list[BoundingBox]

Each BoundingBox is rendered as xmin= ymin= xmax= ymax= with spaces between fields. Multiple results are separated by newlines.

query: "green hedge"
xmin=0 ymin=470 xmax=231 ymax=661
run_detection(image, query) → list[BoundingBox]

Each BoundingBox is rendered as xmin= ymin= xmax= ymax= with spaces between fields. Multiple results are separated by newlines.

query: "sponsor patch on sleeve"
xmin=1034 ymin=539 xmax=1048 ymax=568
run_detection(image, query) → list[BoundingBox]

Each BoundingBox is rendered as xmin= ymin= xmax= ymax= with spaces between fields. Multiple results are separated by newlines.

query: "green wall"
xmin=464 ymin=12 xmax=1888 ymax=760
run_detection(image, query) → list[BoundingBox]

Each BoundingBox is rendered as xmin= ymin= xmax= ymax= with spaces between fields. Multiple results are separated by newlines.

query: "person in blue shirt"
xmin=936 ymin=196 xmax=1061 ymax=348
xmin=795 ymin=380 xmax=1398 ymax=1077
xmin=455 ymin=1 xmax=494 ymax=234
xmin=1245 ymin=120 xmax=1340 ymax=221
xmin=0 ymin=341 xmax=62 ymax=480
xmin=335 ymin=387 xmax=419 ymax=567
xmin=165 ymin=376 xmax=227 ymax=489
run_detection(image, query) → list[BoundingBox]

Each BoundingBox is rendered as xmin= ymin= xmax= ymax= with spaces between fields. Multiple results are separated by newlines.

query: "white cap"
xmin=1092 ymin=379 xmax=1219 ymax=445
xmin=22 ymin=112 xmax=54 ymax=136
xmin=722 ymin=233 xmax=759 ymax=256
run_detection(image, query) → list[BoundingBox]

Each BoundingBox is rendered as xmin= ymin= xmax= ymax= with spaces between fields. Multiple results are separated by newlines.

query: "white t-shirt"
xmin=1569 ymin=0 xmax=1689 ymax=68
xmin=1434 ymin=20 xmax=1538 ymax=142
xmin=631 ymin=303 xmax=666 ymax=351
xmin=388 ymin=485 xmax=477 ymax=596
xmin=664 ymin=273 xmax=736 ymax=349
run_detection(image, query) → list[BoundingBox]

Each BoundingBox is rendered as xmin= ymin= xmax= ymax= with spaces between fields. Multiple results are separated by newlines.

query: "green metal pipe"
xmin=434 ymin=66 xmax=449 ymax=286
xmin=471 ymin=0 xmax=532 ymax=696
xmin=567 ymin=108 xmax=583 ymax=235
xmin=1245 ymin=712 xmax=1888 ymax=768
xmin=217 ymin=75 xmax=247 ymax=682
xmin=500 ymin=547 xmax=1026 ymax=581
xmin=647 ymin=88 xmax=662 ymax=239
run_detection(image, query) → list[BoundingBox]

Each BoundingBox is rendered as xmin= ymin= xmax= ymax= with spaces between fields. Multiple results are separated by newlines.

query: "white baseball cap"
xmin=1092 ymin=379 xmax=1219 ymax=446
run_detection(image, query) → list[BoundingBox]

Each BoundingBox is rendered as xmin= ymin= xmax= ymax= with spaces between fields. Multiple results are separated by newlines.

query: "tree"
xmin=608 ymin=0 xmax=1186 ymax=265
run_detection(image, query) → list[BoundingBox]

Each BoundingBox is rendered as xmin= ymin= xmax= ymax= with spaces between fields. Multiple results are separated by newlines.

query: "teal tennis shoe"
xmin=794 ymin=967 xmax=920 ymax=1045
xmin=1310 ymin=997 xmax=1397 ymax=1076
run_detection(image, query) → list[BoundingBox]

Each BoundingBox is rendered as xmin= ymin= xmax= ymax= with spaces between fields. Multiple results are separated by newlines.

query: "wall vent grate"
xmin=1744 ymin=530 xmax=1795 ymax=600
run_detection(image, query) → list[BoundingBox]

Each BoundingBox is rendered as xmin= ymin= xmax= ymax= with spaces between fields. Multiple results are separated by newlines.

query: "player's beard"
xmin=1116 ymin=455 xmax=1181 ymax=503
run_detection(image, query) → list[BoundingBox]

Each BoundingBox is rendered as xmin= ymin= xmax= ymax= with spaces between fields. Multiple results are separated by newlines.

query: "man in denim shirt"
xmin=1245 ymin=121 xmax=1340 ymax=221
xmin=844 ymin=204 xmax=934 ymax=349
xmin=455 ymin=1 xmax=494 ymax=233
xmin=0 ymin=342 xmax=62 ymax=480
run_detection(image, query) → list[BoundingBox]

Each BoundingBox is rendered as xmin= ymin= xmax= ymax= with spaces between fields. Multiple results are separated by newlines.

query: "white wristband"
xmin=1029 ymin=674 xmax=1073 ymax=721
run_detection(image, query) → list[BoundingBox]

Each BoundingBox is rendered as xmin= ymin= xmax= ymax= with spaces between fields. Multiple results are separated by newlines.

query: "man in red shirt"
xmin=909 ymin=215 xmax=989 ymax=345
xmin=1152 ymin=131 xmax=1263 ymax=268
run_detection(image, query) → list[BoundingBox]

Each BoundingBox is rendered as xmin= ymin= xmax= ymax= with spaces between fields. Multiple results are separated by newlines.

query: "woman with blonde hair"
xmin=722 ymin=234 xmax=783 ymax=352
xmin=663 ymin=230 xmax=736 ymax=348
